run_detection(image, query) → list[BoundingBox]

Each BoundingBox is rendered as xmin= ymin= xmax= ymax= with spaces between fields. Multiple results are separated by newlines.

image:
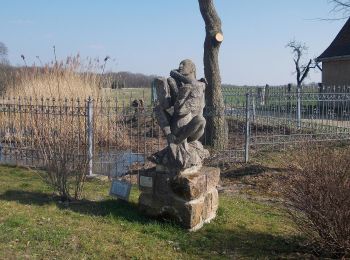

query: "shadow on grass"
xmin=0 ymin=189 xmax=316 ymax=258
xmin=223 ymin=164 xmax=286 ymax=179
xmin=0 ymin=190 xmax=150 ymax=224
xmin=186 ymin=226 xmax=312 ymax=258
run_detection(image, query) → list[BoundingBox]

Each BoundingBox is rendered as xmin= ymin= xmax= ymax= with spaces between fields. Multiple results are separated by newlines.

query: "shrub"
xmin=30 ymin=111 xmax=88 ymax=201
xmin=283 ymin=145 xmax=350 ymax=257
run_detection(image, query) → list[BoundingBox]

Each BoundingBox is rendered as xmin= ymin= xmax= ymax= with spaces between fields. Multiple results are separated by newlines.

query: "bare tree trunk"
xmin=198 ymin=0 xmax=226 ymax=149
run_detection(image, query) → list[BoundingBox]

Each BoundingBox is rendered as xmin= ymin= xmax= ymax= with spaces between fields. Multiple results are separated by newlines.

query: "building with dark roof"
xmin=317 ymin=18 xmax=350 ymax=86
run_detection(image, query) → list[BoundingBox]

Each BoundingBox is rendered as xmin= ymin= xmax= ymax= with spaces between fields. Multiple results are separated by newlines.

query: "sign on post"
xmin=139 ymin=175 xmax=153 ymax=188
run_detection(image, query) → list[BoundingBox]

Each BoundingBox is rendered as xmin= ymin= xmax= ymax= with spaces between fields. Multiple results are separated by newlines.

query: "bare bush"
xmin=29 ymin=110 xmax=88 ymax=201
xmin=283 ymin=144 xmax=350 ymax=257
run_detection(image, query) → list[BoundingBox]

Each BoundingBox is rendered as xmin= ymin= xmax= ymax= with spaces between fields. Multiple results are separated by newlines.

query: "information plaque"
xmin=109 ymin=180 xmax=132 ymax=201
xmin=139 ymin=176 xmax=153 ymax=188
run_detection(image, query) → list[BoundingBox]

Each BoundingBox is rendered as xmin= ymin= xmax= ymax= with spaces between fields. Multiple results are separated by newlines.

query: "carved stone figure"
xmin=139 ymin=60 xmax=220 ymax=231
xmin=150 ymin=59 xmax=209 ymax=170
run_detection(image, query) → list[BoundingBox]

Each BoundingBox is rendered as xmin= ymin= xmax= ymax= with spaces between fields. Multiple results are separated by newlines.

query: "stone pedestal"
xmin=138 ymin=166 xmax=220 ymax=231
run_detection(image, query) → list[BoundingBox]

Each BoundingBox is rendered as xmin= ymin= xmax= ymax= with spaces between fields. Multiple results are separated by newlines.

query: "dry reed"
xmin=4 ymin=54 xmax=111 ymax=99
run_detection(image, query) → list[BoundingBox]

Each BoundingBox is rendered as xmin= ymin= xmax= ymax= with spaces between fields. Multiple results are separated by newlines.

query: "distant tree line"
xmin=103 ymin=71 xmax=156 ymax=89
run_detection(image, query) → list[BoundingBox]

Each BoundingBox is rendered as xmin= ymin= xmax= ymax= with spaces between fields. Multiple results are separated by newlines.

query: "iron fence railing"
xmin=1 ymin=88 xmax=349 ymax=177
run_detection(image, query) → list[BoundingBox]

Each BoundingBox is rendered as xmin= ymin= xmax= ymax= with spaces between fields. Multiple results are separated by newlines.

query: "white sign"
xmin=139 ymin=176 xmax=153 ymax=188
xmin=110 ymin=180 xmax=132 ymax=201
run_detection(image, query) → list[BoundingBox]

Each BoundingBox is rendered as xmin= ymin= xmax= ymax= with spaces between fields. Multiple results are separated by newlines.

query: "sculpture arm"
xmin=170 ymin=70 xmax=192 ymax=84
xmin=167 ymin=77 xmax=178 ymax=105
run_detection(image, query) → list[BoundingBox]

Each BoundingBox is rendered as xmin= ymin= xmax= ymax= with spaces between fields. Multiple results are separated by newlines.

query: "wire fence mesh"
xmin=0 ymin=85 xmax=349 ymax=177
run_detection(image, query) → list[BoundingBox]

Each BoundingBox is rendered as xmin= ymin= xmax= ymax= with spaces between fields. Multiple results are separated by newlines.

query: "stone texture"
xmin=203 ymin=188 xmax=219 ymax=222
xmin=138 ymin=166 xmax=220 ymax=231
xmin=149 ymin=60 xmax=209 ymax=170
xmin=171 ymin=167 xmax=220 ymax=200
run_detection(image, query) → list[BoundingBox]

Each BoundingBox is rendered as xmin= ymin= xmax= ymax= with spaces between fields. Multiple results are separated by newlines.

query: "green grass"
xmin=102 ymin=87 xmax=152 ymax=106
xmin=0 ymin=165 xmax=307 ymax=259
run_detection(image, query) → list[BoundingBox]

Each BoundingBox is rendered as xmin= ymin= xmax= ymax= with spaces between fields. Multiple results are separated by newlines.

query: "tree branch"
xmin=287 ymin=40 xmax=315 ymax=87
xmin=329 ymin=0 xmax=350 ymax=18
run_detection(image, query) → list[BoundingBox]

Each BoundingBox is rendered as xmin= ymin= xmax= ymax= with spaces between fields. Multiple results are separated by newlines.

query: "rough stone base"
xmin=138 ymin=166 xmax=220 ymax=231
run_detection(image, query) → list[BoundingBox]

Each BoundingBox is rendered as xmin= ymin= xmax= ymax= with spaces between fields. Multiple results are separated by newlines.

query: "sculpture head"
xmin=178 ymin=59 xmax=196 ymax=79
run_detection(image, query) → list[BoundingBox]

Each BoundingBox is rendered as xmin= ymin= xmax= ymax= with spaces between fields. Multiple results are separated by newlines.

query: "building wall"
xmin=322 ymin=59 xmax=350 ymax=86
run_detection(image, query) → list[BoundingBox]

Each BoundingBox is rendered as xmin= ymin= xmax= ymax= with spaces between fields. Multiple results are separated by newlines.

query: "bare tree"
xmin=286 ymin=40 xmax=319 ymax=129
xmin=286 ymin=40 xmax=317 ymax=88
xmin=198 ymin=0 xmax=226 ymax=148
xmin=330 ymin=0 xmax=350 ymax=17
xmin=0 ymin=42 xmax=9 ymax=65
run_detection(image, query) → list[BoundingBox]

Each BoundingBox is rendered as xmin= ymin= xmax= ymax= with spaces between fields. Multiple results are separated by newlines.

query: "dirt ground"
xmin=219 ymin=161 xmax=290 ymax=204
xmin=124 ymin=150 xmax=293 ymax=204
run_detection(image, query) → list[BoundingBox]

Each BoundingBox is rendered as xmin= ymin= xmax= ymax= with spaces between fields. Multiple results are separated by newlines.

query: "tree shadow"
xmin=223 ymin=164 xmax=286 ymax=180
xmin=0 ymin=189 xmax=320 ymax=258
xmin=0 ymin=190 xmax=152 ymax=224
xmin=186 ymin=226 xmax=315 ymax=259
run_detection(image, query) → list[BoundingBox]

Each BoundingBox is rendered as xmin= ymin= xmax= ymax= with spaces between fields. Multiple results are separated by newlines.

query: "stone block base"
xmin=138 ymin=166 xmax=220 ymax=231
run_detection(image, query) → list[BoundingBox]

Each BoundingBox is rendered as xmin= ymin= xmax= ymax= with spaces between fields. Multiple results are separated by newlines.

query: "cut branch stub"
xmin=215 ymin=32 xmax=224 ymax=43
xmin=209 ymin=30 xmax=224 ymax=44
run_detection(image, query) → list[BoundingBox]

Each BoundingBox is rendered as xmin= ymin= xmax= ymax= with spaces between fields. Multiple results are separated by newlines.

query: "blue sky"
xmin=0 ymin=0 xmax=346 ymax=85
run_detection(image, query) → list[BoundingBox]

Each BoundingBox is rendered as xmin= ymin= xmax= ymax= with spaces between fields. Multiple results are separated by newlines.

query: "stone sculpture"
xmin=139 ymin=60 xmax=220 ymax=231
xmin=150 ymin=59 xmax=209 ymax=170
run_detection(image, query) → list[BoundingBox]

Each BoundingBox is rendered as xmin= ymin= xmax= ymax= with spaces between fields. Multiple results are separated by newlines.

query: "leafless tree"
xmin=287 ymin=40 xmax=320 ymax=129
xmin=198 ymin=0 xmax=226 ymax=148
xmin=286 ymin=40 xmax=318 ymax=88
xmin=330 ymin=0 xmax=350 ymax=18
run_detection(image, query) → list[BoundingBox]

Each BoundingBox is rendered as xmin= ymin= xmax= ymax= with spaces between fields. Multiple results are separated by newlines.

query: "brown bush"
xmin=29 ymin=112 xmax=89 ymax=201
xmin=283 ymin=144 xmax=350 ymax=257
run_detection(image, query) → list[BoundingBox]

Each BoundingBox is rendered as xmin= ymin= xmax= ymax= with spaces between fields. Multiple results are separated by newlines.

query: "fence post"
xmin=251 ymin=94 xmax=256 ymax=124
xmin=287 ymin=83 xmax=292 ymax=113
xmin=245 ymin=93 xmax=250 ymax=163
xmin=264 ymin=84 xmax=269 ymax=105
xmin=87 ymin=97 xmax=94 ymax=176
xmin=297 ymin=86 xmax=301 ymax=129
xmin=318 ymin=83 xmax=324 ymax=116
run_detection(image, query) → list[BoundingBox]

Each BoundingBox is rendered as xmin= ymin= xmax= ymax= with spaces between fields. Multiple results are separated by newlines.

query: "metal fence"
xmin=1 ymin=87 xmax=350 ymax=177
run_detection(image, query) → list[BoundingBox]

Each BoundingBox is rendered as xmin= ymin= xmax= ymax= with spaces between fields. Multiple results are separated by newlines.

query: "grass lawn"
xmin=0 ymin=165 xmax=307 ymax=259
xmin=102 ymin=88 xmax=152 ymax=106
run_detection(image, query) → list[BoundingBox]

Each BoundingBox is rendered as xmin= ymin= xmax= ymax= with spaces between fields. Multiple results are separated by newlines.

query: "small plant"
xmin=283 ymin=144 xmax=350 ymax=258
